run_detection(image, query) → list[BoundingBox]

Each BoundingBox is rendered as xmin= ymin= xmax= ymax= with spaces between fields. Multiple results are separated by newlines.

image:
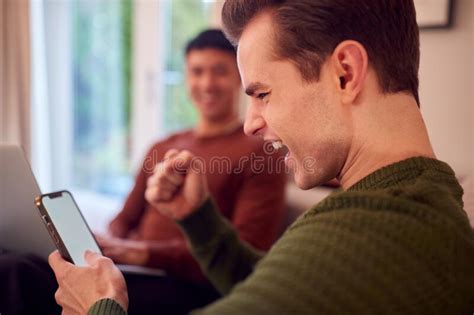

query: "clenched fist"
xmin=145 ymin=149 xmax=209 ymax=220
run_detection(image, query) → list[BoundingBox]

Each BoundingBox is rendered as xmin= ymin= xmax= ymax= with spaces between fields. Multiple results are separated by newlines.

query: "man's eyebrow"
xmin=245 ymin=82 xmax=269 ymax=96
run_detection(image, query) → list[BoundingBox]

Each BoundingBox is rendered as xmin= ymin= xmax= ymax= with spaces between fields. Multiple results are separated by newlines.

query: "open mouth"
xmin=271 ymin=140 xmax=284 ymax=150
xmin=270 ymin=140 xmax=290 ymax=155
xmin=271 ymin=140 xmax=291 ymax=163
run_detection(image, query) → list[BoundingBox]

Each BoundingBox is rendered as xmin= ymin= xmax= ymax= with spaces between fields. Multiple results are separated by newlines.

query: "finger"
xmin=145 ymin=185 xmax=175 ymax=203
xmin=153 ymin=150 xmax=179 ymax=174
xmin=155 ymin=150 xmax=194 ymax=175
xmin=48 ymin=250 xmax=74 ymax=278
xmin=157 ymin=178 xmax=176 ymax=191
xmin=170 ymin=150 xmax=194 ymax=174
xmin=147 ymin=166 xmax=183 ymax=187
xmin=163 ymin=149 xmax=179 ymax=161
xmin=83 ymin=250 xmax=104 ymax=266
xmin=156 ymin=189 xmax=174 ymax=201
xmin=55 ymin=289 xmax=64 ymax=306
xmin=164 ymin=161 xmax=186 ymax=184
xmin=161 ymin=169 xmax=184 ymax=187
xmin=145 ymin=187 xmax=174 ymax=203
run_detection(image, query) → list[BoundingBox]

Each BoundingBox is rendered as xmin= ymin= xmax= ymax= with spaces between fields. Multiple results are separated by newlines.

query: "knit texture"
xmin=89 ymin=157 xmax=474 ymax=314
xmin=187 ymin=157 xmax=474 ymax=314
xmin=88 ymin=298 xmax=126 ymax=315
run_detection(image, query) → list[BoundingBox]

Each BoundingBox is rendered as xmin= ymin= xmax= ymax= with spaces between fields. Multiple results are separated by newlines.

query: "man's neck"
xmin=194 ymin=116 xmax=241 ymax=138
xmin=338 ymin=94 xmax=436 ymax=190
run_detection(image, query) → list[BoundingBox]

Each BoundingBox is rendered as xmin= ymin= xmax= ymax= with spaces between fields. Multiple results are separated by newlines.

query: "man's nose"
xmin=200 ymin=73 xmax=216 ymax=90
xmin=243 ymin=102 xmax=266 ymax=137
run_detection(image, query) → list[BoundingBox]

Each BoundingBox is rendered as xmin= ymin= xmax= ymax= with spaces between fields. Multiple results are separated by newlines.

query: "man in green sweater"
xmin=48 ymin=0 xmax=474 ymax=314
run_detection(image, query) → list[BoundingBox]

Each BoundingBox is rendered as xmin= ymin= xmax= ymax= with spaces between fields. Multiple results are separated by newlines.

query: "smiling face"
xmin=186 ymin=48 xmax=241 ymax=123
xmin=238 ymin=13 xmax=351 ymax=189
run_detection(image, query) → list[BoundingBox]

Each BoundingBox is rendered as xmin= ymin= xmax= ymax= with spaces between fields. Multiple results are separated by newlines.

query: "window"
xmin=161 ymin=0 xmax=214 ymax=133
xmin=31 ymin=0 xmax=217 ymax=230
xmin=72 ymin=0 xmax=133 ymax=196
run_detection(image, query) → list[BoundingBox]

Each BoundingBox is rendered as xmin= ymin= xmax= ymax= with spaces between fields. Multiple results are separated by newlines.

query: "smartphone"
xmin=35 ymin=190 xmax=102 ymax=266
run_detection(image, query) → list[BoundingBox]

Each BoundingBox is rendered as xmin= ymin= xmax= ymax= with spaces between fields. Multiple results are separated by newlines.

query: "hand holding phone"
xmin=48 ymin=250 xmax=129 ymax=312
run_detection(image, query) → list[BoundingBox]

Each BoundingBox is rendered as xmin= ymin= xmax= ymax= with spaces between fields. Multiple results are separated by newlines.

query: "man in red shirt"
xmin=95 ymin=29 xmax=286 ymax=314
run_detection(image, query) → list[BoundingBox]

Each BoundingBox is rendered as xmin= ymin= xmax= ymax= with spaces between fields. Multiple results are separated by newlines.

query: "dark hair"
xmin=185 ymin=29 xmax=236 ymax=56
xmin=222 ymin=0 xmax=420 ymax=106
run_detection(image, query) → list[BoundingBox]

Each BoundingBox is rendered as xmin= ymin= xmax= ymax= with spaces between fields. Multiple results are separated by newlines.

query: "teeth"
xmin=272 ymin=141 xmax=283 ymax=150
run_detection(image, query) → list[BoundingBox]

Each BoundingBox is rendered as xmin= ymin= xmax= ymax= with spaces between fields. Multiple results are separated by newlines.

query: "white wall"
xmin=419 ymin=0 xmax=474 ymax=177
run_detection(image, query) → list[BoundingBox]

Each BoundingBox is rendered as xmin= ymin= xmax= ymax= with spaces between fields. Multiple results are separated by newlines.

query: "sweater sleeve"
xmin=88 ymin=298 xmax=127 ymax=315
xmin=188 ymin=201 xmax=474 ymax=315
xmin=177 ymin=199 xmax=265 ymax=295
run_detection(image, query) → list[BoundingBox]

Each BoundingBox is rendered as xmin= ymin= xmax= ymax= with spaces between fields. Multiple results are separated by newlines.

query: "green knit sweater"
xmin=89 ymin=157 xmax=474 ymax=315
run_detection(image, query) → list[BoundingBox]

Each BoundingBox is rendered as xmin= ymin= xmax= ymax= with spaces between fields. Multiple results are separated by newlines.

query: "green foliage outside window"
xmin=72 ymin=0 xmax=132 ymax=195
xmin=162 ymin=0 xmax=213 ymax=133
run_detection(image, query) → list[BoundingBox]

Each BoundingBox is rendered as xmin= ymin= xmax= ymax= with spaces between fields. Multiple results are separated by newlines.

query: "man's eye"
xmin=256 ymin=92 xmax=269 ymax=100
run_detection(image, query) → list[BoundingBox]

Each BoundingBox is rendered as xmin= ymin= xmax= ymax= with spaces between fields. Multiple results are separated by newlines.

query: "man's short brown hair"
xmin=222 ymin=0 xmax=420 ymax=105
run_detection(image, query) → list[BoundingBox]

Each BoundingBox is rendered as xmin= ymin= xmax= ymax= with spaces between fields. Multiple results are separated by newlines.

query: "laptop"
xmin=0 ymin=144 xmax=165 ymax=276
xmin=0 ymin=144 xmax=56 ymax=259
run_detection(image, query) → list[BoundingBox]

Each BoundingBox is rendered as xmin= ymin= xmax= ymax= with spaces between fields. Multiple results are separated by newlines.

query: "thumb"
xmin=154 ymin=149 xmax=180 ymax=174
xmin=163 ymin=149 xmax=179 ymax=161
xmin=48 ymin=250 xmax=74 ymax=279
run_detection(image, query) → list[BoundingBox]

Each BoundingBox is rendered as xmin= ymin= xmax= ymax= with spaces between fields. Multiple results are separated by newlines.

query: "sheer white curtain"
xmin=130 ymin=0 xmax=165 ymax=171
xmin=0 ymin=0 xmax=31 ymax=158
xmin=30 ymin=0 xmax=72 ymax=192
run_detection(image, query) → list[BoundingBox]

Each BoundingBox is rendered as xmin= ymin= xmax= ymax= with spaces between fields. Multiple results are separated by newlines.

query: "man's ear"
xmin=330 ymin=40 xmax=368 ymax=105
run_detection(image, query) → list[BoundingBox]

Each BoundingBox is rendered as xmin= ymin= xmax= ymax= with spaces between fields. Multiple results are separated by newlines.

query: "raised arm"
xmin=178 ymin=198 xmax=265 ymax=294
xmin=143 ymin=149 xmax=267 ymax=293
xmin=179 ymin=145 xmax=287 ymax=293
